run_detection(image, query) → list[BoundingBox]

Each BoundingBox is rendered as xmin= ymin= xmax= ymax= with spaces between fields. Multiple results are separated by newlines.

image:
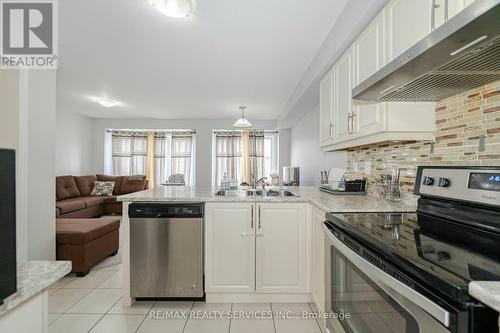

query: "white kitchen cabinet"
xmin=385 ymin=0 xmax=433 ymax=63
xmin=311 ymin=206 xmax=326 ymax=313
xmin=205 ymin=203 xmax=255 ymax=293
xmin=333 ymin=47 xmax=355 ymax=144
xmin=320 ymin=70 xmax=334 ymax=147
xmin=434 ymin=0 xmax=476 ymax=29
xmin=256 ymin=203 xmax=307 ymax=293
xmin=353 ymin=12 xmax=387 ymax=138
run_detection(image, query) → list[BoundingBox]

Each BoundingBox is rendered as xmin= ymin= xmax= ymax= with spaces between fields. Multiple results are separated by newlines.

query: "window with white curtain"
xmin=111 ymin=131 xmax=148 ymax=176
xmin=212 ymin=130 xmax=278 ymax=187
xmin=109 ymin=129 xmax=196 ymax=187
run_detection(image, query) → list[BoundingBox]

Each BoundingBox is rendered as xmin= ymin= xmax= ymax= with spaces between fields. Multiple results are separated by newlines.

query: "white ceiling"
xmin=57 ymin=0 xmax=348 ymax=120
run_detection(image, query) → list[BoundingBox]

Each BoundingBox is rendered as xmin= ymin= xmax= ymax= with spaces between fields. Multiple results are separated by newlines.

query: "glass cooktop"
xmin=325 ymin=212 xmax=500 ymax=302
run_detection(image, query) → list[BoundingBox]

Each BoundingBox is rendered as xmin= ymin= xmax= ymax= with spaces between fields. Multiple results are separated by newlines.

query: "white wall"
xmin=91 ymin=118 xmax=278 ymax=187
xmin=56 ymin=112 xmax=95 ymax=176
xmin=24 ymin=70 xmax=57 ymax=260
xmin=0 ymin=70 xmax=57 ymax=261
xmin=290 ymin=107 xmax=347 ymax=185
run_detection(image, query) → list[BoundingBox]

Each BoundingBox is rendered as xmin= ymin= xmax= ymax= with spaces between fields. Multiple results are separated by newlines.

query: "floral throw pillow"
xmin=90 ymin=181 xmax=116 ymax=196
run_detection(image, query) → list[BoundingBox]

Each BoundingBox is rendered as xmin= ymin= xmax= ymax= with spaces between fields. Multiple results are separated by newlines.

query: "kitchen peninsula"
xmin=118 ymin=186 xmax=416 ymax=308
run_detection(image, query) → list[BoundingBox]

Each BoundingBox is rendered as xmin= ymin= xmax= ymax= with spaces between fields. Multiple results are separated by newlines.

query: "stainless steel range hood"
xmin=353 ymin=0 xmax=500 ymax=102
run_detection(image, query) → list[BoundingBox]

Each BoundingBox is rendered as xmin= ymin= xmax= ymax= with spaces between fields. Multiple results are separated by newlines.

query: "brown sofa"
xmin=56 ymin=218 xmax=120 ymax=276
xmin=56 ymin=175 xmax=148 ymax=218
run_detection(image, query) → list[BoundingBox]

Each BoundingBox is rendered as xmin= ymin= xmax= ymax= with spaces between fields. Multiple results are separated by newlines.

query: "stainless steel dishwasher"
xmin=129 ymin=203 xmax=204 ymax=298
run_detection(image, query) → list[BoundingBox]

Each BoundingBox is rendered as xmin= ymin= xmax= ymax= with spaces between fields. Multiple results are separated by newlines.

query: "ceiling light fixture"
xmin=152 ymin=0 xmax=193 ymax=19
xmin=96 ymin=98 xmax=117 ymax=108
xmin=233 ymin=106 xmax=253 ymax=128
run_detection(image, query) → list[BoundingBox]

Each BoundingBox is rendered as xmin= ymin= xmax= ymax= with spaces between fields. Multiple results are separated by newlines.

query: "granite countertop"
xmin=118 ymin=186 xmax=417 ymax=213
xmin=0 ymin=260 xmax=71 ymax=317
xmin=469 ymin=281 xmax=500 ymax=313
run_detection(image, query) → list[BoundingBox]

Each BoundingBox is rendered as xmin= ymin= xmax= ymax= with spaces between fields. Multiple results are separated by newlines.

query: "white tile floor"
xmin=48 ymin=217 xmax=323 ymax=333
xmin=48 ymin=262 xmax=323 ymax=333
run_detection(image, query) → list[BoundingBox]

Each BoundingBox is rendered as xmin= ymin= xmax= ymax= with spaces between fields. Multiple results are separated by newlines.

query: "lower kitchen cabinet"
xmin=205 ymin=202 xmax=307 ymax=295
xmin=256 ymin=203 xmax=307 ymax=293
xmin=205 ymin=203 xmax=255 ymax=293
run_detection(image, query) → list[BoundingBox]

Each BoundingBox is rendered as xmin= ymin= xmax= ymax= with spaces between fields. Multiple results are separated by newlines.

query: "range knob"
xmin=422 ymin=176 xmax=434 ymax=186
xmin=436 ymin=177 xmax=450 ymax=187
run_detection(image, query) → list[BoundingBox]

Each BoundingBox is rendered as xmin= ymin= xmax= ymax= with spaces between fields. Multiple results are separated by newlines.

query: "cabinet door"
xmin=311 ymin=207 xmax=326 ymax=312
xmin=205 ymin=203 xmax=255 ymax=293
xmin=385 ymin=0 xmax=433 ymax=63
xmin=256 ymin=203 xmax=307 ymax=293
xmin=320 ymin=70 xmax=334 ymax=147
xmin=353 ymin=12 xmax=387 ymax=138
xmin=434 ymin=0 xmax=466 ymax=29
xmin=334 ymin=47 xmax=354 ymax=144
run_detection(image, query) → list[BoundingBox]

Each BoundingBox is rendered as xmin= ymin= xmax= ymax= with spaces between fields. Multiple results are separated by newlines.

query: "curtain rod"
xmin=106 ymin=129 xmax=196 ymax=133
xmin=213 ymin=129 xmax=278 ymax=134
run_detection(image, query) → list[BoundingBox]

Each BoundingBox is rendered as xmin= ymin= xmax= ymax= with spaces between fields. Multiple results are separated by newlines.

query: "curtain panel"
xmin=153 ymin=131 xmax=195 ymax=187
xmin=213 ymin=130 xmax=266 ymax=187
xmin=111 ymin=131 xmax=148 ymax=176
xmin=110 ymin=130 xmax=195 ymax=187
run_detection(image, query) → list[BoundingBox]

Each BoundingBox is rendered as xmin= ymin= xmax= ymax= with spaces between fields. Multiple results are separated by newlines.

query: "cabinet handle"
xmin=251 ymin=207 xmax=254 ymax=229
xmin=431 ymin=0 xmax=437 ymax=31
xmin=351 ymin=111 xmax=357 ymax=134
xmin=329 ymin=122 xmax=333 ymax=138
xmin=347 ymin=114 xmax=351 ymax=134
xmin=258 ymin=206 xmax=261 ymax=230
xmin=444 ymin=0 xmax=449 ymax=22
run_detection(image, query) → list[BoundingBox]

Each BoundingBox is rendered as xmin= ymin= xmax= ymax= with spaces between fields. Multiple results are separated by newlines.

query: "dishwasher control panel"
xmin=129 ymin=203 xmax=204 ymax=218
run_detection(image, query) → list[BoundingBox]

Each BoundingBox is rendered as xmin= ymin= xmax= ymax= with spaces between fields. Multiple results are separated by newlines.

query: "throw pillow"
xmin=90 ymin=181 xmax=116 ymax=196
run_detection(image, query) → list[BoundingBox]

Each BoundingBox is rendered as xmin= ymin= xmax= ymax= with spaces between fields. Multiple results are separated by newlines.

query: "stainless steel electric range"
xmin=322 ymin=166 xmax=500 ymax=333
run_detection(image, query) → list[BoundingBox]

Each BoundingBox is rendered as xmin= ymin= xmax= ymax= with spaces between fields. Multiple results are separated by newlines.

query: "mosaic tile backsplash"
xmin=347 ymin=81 xmax=500 ymax=193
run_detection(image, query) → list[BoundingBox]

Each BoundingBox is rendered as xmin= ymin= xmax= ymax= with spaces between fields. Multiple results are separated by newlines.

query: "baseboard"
xmin=206 ymin=293 xmax=313 ymax=303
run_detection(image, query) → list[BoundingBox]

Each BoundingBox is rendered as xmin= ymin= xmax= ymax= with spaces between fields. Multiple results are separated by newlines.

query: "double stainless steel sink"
xmin=214 ymin=189 xmax=297 ymax=197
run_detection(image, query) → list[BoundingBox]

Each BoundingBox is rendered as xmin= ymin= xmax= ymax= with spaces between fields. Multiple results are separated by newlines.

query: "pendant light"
xmin=233 ymin=106 xmax=253 ymax=128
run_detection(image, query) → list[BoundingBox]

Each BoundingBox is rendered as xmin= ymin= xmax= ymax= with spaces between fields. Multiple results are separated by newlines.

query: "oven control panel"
xmin=416 ymin=167 xmax=500 ymax=206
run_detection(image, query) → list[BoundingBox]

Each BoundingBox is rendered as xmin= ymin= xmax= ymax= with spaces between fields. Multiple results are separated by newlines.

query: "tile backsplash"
xmin=347 ymin=81 xmax=500 ymax=193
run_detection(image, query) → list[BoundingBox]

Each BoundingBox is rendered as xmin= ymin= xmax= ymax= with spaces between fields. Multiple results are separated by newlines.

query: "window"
xmin=107 ymin=129 xmax=196 ymax=187
xmin=212 ymin=130 xmax=278 ymax=187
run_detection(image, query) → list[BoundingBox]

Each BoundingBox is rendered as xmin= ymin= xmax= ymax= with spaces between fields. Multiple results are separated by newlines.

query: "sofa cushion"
xmin=80 ymin=196 xmax=106 ymax=208
xmin=56 ymin=176 xmax=81 ymax=201
xmin=120 ymin=176 xmax=147 ymax=194
xmin=74 ymin=175 xmax=97 ymax=196
xmin=97 ymin=175 xmax=124 ymax=195
xmin=56 ymin=218 xmax=120 ymax=245
xmin=56 ymin=198 xmax=86 ymax=214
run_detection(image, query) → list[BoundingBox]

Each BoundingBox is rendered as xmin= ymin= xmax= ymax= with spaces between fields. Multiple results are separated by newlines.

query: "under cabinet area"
xmin=205 ymin=202 xmax=308 ymax=300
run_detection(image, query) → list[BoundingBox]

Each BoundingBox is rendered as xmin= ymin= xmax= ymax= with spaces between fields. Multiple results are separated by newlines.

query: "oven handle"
xmin=322 ymin=223 xmax=452 ymax=328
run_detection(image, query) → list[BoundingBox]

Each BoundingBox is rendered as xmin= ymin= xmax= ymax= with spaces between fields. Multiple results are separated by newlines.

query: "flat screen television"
xmin=0 ymin=149 xmax=16 ymax=304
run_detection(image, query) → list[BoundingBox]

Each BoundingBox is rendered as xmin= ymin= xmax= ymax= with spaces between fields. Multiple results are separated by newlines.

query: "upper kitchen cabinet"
xmin=319 ymin=1 xmax=437 ymax=151
xmin=434 ymin=0 xmax=477 ymax=29
xmin=333 ymin=46 xmax=355 ymax=144
xmin=353 ymin=12 xmax=387 ymax=138
xmin=385 ymin=0 xmax=433 ymax=63
xmin=319 ymin=70 xmax=334 ymax=147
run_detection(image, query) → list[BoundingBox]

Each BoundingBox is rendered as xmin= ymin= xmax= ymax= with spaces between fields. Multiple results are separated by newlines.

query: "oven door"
xmin=322 ymin=223 xmax=452 ymax=333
